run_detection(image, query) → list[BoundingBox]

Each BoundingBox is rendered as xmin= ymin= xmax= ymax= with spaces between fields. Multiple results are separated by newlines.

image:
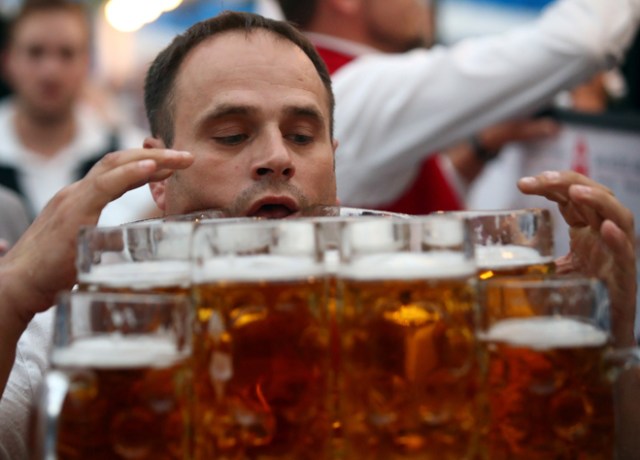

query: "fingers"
xmin=90 ymin=148 xmax=193 ymax=176
xmin=0 ymin=148 xmax=195 ymax=316
xmin=83 ymin=149 xmax=194 ymax=207
xmin=518 ymin=170 xmax=612 ymax=201
xmin=570 ymin=185 xmax=635 ymax=240
xmin=600 ymin=219 xmax=637 ymax=347
xmin=517 ymin=170 xmax=615 ymax=228
xmin=601 ymin=220 xmax=636 ymax=264
xmin=519 ymin=170 xmax=636 ymax=346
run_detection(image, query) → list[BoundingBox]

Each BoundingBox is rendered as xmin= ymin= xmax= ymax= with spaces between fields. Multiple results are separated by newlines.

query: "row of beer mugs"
xmin=33 ymin=207 xmax=635 ymax=459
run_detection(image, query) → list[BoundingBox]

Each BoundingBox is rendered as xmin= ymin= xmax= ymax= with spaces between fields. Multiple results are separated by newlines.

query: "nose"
xmin=251 ymin=132 xmax=295 ymax=181
xmin=39 ymin=52 xmax=66 ymax=77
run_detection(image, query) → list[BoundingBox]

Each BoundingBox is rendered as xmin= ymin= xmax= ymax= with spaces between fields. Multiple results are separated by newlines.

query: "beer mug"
xmin=336 ymin=216 xmax=479 ymax=459
xmin=304 ymin=208 xmax=412 ymax=445
xmin=191 ymin=220 xmax=331 ymax=459
xmin=477 ymin=275 xmax=634 ymax=459
xmin=76 ymin=222 xmax=193 ymax=294
xmin=300 ymin=205 xmax=410 ymax=218
xmin=443 ymin=208 xmax=554 ymax=280
xmin=31 ymin=291 xmax=193 ymax=460
xmin=127 ymin=208 xmax=226 ymax=225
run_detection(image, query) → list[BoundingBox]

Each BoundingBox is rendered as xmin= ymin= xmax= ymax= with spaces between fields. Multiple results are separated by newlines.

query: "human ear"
xmin=144 ymin=137 xmax=168 ymax=211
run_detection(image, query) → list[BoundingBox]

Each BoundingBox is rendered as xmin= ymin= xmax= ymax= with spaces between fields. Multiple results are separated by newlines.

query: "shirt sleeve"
xmin=333 ymin=0 xmax=640 ymax=205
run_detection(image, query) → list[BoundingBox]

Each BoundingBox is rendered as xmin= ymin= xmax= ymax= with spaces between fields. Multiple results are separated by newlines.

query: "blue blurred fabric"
xmin=154 ymin=0 xmax=255 ymax=31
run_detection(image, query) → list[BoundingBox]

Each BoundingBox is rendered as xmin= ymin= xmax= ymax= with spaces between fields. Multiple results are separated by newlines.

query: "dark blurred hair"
xmin=144 ymin=11 xmax=334 ymax=146
xmin=277 ymin=0 xmax=317 ymax=28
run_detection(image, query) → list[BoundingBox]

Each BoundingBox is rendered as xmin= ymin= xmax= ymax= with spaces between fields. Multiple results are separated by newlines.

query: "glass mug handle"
xmin=606 ymin=347 xmax=640 ymax=460
xmin=31 ymin=370 xmax=70 ymax=460
xmin=605 ymin=346 xmax=640 ymax=379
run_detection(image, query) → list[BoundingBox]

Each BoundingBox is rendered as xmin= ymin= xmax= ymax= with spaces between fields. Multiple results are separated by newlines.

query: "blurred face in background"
xmin=6 ymin=9 xmax=89 ymax=122
xmin=363 ymin=0 xmax=434 ymax=52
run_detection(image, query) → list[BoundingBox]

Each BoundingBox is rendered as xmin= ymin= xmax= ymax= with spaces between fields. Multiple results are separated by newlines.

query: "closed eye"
xmin=286 ymin=133 xmax=313 ymax=145
xmin=213 ymin=134 xmax=249 ymax=146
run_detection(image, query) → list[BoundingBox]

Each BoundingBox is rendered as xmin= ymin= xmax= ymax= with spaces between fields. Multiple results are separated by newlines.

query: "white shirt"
xmin=327 ymin=0 xmax=640 ymax=206
xmin=0 ymin=99 xmax=156 ymax=226
xmin=0 ymin=310 xmax=54 ymax=460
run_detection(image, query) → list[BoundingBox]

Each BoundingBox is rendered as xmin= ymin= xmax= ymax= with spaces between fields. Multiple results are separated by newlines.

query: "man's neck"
xmin=14 ymin=105 xmax=76 ymax=158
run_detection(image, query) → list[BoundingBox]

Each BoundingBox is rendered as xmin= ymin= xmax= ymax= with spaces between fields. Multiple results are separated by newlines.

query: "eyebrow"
xmin=194 ymin=103 xmax=327 ymax=130
xmin=282 ymin=105 xmax=326 ymax=126
xmin=194 ymin=104 xmax=256 ymax=128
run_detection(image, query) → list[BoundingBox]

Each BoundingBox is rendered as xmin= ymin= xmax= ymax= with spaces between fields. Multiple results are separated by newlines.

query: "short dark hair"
xmin=144 ymin=11 xmax=334 ymax=147
xmin=277 ymin=0 xmax=317 ymax=28
xmin=10 ymin=0 xmax=89 ymax=43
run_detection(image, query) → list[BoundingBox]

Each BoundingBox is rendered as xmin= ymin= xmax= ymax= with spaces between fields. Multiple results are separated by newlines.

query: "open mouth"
xmin=247 ymin=198 xmax=299 ymax=219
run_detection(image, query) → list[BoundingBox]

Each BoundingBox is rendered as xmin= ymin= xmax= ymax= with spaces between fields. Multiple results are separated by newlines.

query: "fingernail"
xmin=518 ymin=176 xmax=537 ymax=186
xmin=138 ymin=159 xmax=156 ymax=169
xmin=169 ymin=150 xmax=192 ymax=157
xmin=571 ymin=184 xmax=591 ymax=196
xmin=542 ymin=171 xmax=560 ymax=181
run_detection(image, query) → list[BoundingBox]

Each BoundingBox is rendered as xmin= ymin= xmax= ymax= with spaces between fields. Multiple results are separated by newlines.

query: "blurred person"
xmin=276 ymin=0 xmax=640 ymax=212
xmin=0 ymin=11 xmax=637 ymax=459
xmin=373 ymin=117 xmax=560 ymax=214
xmin=0 ymin=0 xmax=155 ymax=225
xmin=277 ymin=0 xmax=559 ymax=214
xmin=0 ymin=184 xmax=29 ymax=253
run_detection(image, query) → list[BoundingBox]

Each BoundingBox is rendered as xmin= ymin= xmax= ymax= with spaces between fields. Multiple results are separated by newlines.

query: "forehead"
xmin=172 ymin=29 xmax=331 ymax=123
xmin=12 ymin=10 xmax=88 ymax=45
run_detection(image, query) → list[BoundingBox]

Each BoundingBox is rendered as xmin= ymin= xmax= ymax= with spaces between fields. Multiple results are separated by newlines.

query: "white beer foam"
xmin=195 ymin=255 xmax=325 ymax=283
xmin=338 ymin=251 xmax=475 ymax=280
xmin=202 ymin=222 xmax=316 ymax=255
xmin=213 ymin=224 xmax=273 ymax=253
xmin=482 ymin=317 xmax=608 ymax=349
xmin=52 ymin=335 xmax=184 ymax=369
xmin=79 ymin=261 xmax=191 ymax=289
xmin=476 ymin=245 xmax=553 ymax=269
xmin=422 ymin=217 xmax=466 ymax=247
xmin=273 ymin=221 xmax=316 ymax=255
xmin=346 ymin=220 xmax=399 ymax=252
xmin=153 ymin=234 xmax=192 ymax=259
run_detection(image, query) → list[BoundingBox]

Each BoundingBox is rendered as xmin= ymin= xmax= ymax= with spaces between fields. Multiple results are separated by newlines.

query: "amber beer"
xmin=479 ymin=317 xmax=614 ymax=459
xmin=339 ymin=250 xmax=478 ymax=460
xmin=50 ymin=335 xmax=192 ymax=459
xmin=476 ymin=244 xmax=555 ymax=280
xmin=191 ymin=221 xmax=331 ymax=459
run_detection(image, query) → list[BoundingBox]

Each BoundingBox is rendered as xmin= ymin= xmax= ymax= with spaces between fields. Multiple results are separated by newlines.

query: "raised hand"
xmin=0 ymin=148 xmax=194 ymax=322
xmin=518 ymin=170 xmax=636 ymax=347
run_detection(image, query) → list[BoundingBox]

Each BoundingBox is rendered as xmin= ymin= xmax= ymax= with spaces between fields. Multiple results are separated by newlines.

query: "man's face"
xmin=7 ymin=10 xmax=89 ymax=121
xmin=363 ymin=0 xmax=433 ymax=52
xmin=149 ymin=30 xmax=337 ymax=218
